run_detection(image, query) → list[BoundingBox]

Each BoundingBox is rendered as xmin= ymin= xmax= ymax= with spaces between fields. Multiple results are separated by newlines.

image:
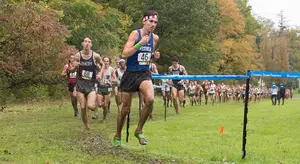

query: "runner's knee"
xmin=121 ymin=106 xmax=130 ymax=115
xmin=87 ymin=103 xmax=96 ymax=110
xmin=144 ymin=97 xmax=154 ymax=106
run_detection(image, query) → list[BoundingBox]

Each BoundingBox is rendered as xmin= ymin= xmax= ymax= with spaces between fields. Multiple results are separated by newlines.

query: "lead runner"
xmin=113 ymin=9 xmax=160 ymax=147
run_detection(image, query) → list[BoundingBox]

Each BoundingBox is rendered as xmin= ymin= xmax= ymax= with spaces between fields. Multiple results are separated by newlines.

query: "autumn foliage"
xmin=0 ymin=0 xmax=299 ymax=104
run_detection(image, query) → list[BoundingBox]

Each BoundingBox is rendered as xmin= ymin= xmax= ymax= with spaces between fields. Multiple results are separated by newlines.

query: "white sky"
xmin=248 ymin=0 xmax=300 ymax=27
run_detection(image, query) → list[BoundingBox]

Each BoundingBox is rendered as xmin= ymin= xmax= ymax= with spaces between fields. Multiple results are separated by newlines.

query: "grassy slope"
xmin=1 ymin=95 xmax=299 ymax=163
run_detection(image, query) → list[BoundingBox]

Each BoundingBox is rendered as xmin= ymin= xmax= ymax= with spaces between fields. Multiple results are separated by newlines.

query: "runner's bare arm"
xmin=152 ymin=64 xmax=159 ymax=74
xmin=94 ymin=53 xmax=103 ymax=66
xmin=168 ymin=66 xmax=172 ymax=75
xmin=180 ymin=66 xmax=188 ymax=83
xmin=167 ymin=66 xmax=173 ymax=85
xmin=122 ymin=31 xmax=139 ymax=59
xmin=182 ymin=66 xmax=188 ymax=75
xmin=111 ymin=67 xmax=117 ymax=84
xmin=153 ymin=34 xmax=159 ymax=48
xmin=96 ymin=64 xmax=104 ymax=81
xmin=61 ymin=64 xmax=68 ymax=76
xmin=153 ymin=34 xmax=160 ymax=59
xmin=69 ymin=52 xmax=80 ymax=72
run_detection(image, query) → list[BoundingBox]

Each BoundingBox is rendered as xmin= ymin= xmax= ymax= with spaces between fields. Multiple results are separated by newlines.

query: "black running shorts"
xmin=68 ymin=83 xmax=76 ymax=92
xmin=120 ymin=71 xmax=152 ymax=92
xmin=172 ymin=83 xmax=184 ymax=91
xmin=76 ymin=79 xmax=96 ymax=95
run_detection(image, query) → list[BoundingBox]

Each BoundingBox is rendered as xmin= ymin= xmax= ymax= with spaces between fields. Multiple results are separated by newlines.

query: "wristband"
xmin=135 ymin=43 xmax=141 ymax=49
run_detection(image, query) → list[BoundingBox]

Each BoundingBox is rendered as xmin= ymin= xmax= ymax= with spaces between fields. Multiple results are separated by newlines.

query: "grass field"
xmin=1 ymin=95 xmax=300 ymax=164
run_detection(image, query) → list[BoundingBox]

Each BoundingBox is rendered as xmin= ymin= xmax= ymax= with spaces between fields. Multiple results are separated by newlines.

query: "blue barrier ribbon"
xmin=152 ymin=74 xmax=249 ymax=80
xmin=248 ymin=71 xmax=300 ymax=78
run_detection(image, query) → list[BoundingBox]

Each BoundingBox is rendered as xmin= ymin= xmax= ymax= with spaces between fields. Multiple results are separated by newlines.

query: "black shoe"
xmin=74 ymin=111 xmax=78 ymax=117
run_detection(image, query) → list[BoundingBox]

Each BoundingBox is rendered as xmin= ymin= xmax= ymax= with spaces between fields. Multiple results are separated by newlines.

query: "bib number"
xmin=138 ymin=53 xmax=151 ymax=65
xmin=173 ymin=71 xmax=180 ymax=75
xmin=100 ymin=79 xmax=106 ymax=87
xmin=69 ymin=72 xmax=77 ymax=78
xmin=82 ymin=70 xmax=93 ymax=80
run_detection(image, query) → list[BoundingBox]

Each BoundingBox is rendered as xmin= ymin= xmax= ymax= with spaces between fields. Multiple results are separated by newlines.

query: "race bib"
xmin=100 ymin=79 xmax=106 ymax=87
xmin=69 ymin=72 xmax=77 ymax=78
xmin=138 ymin=53 xmax=151 ymax=65
xmin=173 ymin=71 xmax=180 ymax=75
xmin=82 ymin=70 xmax=93 ymax=80
xmin=108 ymin=88 xmax=112 ymax=92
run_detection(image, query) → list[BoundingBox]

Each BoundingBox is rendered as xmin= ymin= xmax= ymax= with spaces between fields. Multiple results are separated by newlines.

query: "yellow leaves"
xmin=97 ymin=4 xmax=105 ymax=18
xmin=220 ymin=39 xmax=234 ymax=55
xmin=214 ymin=38 xmax=257 ymax=74
xmin=244 ymin=34 xmax=257 ymax=45
xmin=218 ymin=0 xmax=245 ymax=41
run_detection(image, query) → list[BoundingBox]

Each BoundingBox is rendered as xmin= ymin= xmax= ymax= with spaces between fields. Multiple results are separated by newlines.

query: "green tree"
xmin=49 ymin=0 xmax=132 ymax=54
xmin=234 ymin=0 xmax=261 ymax=36
xmin=150 ymin=0 xmax=221 ymax=73
xmin=97 ymin=0 xmax=221 ymax=73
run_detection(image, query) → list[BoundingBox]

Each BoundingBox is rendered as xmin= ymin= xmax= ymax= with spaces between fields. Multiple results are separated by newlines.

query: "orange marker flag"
xmin=219 ymin=126 xmax=224 ymax=135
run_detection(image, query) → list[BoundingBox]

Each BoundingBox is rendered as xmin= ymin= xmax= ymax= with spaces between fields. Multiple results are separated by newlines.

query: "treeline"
xmin=1 ymin=0 xmax=299 ymax=104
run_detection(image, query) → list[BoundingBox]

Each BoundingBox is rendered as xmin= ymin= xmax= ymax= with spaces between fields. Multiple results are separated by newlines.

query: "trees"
xmin=144 ymin=0 xmax=221 ymax=74
xmin=259 ymin=11 xmax=290 ymax=73
xmin=234 ymin=0 xmax=261 ymax=36
xmin=49 ymin=0 xmax=132 ymax=53
xmin=0 ymin=1 xmax=69 ymax=103
xmin=1 ymin=0 xmax=298 ymax=104
xmin=213 ymin=0 xmax=260 ymax=75
xmin=288 ymin=29 xmax=300 ymax=72
xmin=1 ymin=0 xmax=133 ymax=104
xmin=101 ymin=0 xmax=220 ymax=74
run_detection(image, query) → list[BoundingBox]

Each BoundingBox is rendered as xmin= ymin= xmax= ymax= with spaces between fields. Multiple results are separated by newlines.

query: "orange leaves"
xmin=214 ymin=0 xmax=260 ymax=74
xmin=214 ymin=0 xmax=259 ymax=74
xmin=218 ymin=0 xmax=245 ymax=41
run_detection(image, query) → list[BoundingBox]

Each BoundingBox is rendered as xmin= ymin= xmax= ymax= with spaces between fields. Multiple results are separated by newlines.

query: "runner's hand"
xmin=96 ymin=75 xmax=102 ymax=81
xmin=139 ymin=35 xmax=149 ymax=45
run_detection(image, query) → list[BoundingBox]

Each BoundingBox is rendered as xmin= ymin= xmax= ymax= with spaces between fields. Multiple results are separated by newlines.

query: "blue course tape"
xmin=248 ymin=71 xmax=300 ymax=78
xmin=152 ymin=74 xmax=249 ymax=80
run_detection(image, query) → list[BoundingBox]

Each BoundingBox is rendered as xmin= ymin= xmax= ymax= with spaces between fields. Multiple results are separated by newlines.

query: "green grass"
xmin=1 ymin=95 xmax=300 ymax=164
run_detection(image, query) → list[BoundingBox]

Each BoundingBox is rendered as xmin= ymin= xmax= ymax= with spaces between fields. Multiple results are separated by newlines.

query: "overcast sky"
xmin=248 ymin=0 xmax=300 ymax=27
